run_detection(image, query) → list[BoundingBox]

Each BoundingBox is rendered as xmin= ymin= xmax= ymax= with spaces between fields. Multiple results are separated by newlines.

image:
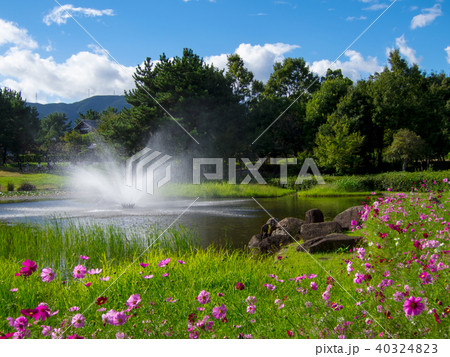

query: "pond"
xmin=0 ymin=195 xmax=365 ymax=249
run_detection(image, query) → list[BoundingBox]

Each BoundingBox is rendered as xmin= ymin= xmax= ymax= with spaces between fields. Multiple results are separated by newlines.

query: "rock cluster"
xmin=248 ymin=205 xmax=364 ymax=254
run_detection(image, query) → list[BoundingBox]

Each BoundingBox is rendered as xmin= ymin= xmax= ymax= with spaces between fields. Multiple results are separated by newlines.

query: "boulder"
xmin=305 ymin=208 xmax=324 ymax=223
xmin=296 ymin=233 xmax=361 ymax=253
xmin=333 ymin=205 xmax=364 ymax=230
xmin=272 ymin=217 xmax=305 ymax=237
xmin=248 ymin=234 xmax=262 ymax=249
xmin=259 ymin=234 xmax=294 ymax=254
xmin=300 ymin=221 xmax=343 ymax=241
xmin=260 ymin=218 xmax=279 ymax=238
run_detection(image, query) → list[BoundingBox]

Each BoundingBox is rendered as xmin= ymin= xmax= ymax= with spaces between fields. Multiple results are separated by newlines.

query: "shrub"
xmin=7 ymin=182 xmax=14 ymax=191
xmin=17 ymin=183 xmax=36 ymax=191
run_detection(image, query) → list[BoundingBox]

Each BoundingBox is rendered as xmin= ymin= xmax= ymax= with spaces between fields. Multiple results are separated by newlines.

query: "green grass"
xmin=158 ymin=182 xmax=295 ymax=198
xmin=0 ymin=170 xmax=67 ymax=192
xmin=297 ymin=183 xmax=377 ymax=197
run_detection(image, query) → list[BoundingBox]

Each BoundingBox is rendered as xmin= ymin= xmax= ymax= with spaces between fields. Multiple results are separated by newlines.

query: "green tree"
xmin=264 ymin=57 xmax=320 ymax=98
xmin=0 ymin=88 xmax=40 ymax=164
xmin=226 ymin=54 xmax=254 ymax=102
xmin=38 ymin=112 xmax=70 ymax=152
xmin=314 ymin=115 xmax=364 ymax=174
xmin=109 ymin=48 xmax=243 ymax=157
xmin=305 ymin=71 xmax=353 ymax=147
xmin=384 ymin=129 xmax=426 ymax=171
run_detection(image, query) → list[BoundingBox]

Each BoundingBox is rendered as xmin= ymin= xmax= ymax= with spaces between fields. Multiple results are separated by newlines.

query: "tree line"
xmin=0 ymin=48 xmax=449 ymax=174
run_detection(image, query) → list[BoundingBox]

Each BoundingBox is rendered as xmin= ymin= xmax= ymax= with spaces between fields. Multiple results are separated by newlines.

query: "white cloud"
xmin=346 ymin=16 xmax=367 ymax=21
xmin=386 ymin=35 xmax=421 ymax=64
xmin=410 ymin=4 xmax=442 ymax=29
xmin=445 ymin=46 xmax=450 ymax=64
xmin=43 ymin=4 xmax=114 ymax=26
xmin=363 ymin=3 xmax=389 ymax=11
xmin=0 ymin=46 xmax=135 ymax=103
xmin=0 ymin=19 xmax=38 ymax=49
xmin=205 ymin=43 xmax=300 ymax=82
xmin=309 ymin=50 xmax=382 ymax=81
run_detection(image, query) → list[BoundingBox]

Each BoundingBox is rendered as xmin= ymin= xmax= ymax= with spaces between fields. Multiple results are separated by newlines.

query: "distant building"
xmin=73 ymin=120 xmax=98 ymax=134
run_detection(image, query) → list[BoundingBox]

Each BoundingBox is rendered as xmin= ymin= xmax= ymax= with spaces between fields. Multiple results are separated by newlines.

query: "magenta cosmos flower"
xmin=15 ymin=259 xmax=37 ymax=277
xmin=73 ymin=265 xmax=86 ymax=279
xmin=71 ymin=314 xmax=85 ymax=328
xmin=126 ymin=294 xmax=141 ymax=310
xmin=196 ymin=290 xmax=211 ymax=304
xmin=79 ymin=255 xmax=89 ymax=260
xmin=158 ymin=258 xmax=171 ymax=267
xmin=403 ymin=296 xmax=425 ymax=316
xmin=264 ymin=283 xmax=276 ymax=291
xmin=40 ymin=268 xmax=55 ymax=283
xmin=87 ymin=268 xmax=102 ymax=275
xmin=212 ymin=304 xmax=227 ymax=320
xmin=236 ymin=282 xmax=245 ymax=290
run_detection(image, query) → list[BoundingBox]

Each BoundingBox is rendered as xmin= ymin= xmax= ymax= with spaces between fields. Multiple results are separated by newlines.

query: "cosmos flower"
xmin=158 ymin=258 xmax=171 ymax=267
xmin=96 ymin=296 xmax=108 ymax=306
xmin=71 ymin=314 xmax=85 ymax=328
xmin=196 ymin=290 xmax=211 ymax=304
xmin=403 ymin=296 xmax=425 ymax=316
xmin=73 ymin=265 xmax=86 ymax=279
xmin=212 ymin=304 xmax=227 ymax=320
xmin=40 ymin=268 xmax=55 ymax=283
xmin=236 ymin=282 xmax=245 ymax=290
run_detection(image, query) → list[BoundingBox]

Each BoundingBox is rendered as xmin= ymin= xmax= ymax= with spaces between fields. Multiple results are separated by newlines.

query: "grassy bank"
xmin=291 ymin=170 xmax=450 ymax=196
xmin=0 ymin=170 xmax=67 ymax=192
xmin=0 ymin=184 xmax=449 ymax=339
xmin=157 ymin=182 xmax=294 ymax=198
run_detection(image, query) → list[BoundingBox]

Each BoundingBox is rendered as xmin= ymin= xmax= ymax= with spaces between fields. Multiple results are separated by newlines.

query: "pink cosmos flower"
xmin=178 ymin=260 xmax=185 ymax=264
xmin=403 ymin=296 xmax=425 ymax=316
xmin=71 ymin=314 xmax=85 ymax=328
xmin=139 ymin=263 xmax=149 ymax=268
xmin=264 ymin=284 xmax=276 ymax=290
xmin=189 ymin=331 xmax=199 ymax=339
xmin=97 ymin=308 xmax=106 ymax=312
xmin=10 ymin=288 xmax=18 ymax=292
xmin=310 ymin=282 xmax=318 ymax=290
xmin=79 ymin=255 xmax=89 ymax=260
xmin=15 ymin=259 xmax=37 ymax=278
xmin=99 ymin=276 xmax=110 ymax=281
xmin=274 ymin=299 xmax=284 ymax=309
xmin=102 ymin=310 xmax=128 ymax=326
xmin=165 ymin=297 xmax=177 ymax=303
xmin=126 ymin=294 xmax=141 ymax=310
xmin=236 ymin=282 xmax=245 ymax=290
xmin=162 ymin=273 xmax=169 ymax=277
xmin=196 ymin=290 xmax=211 ymax=304
xmin=305 ymin=301 xmax=312 ymax=308
xmin=196 ymin=307 xmax=205 ymax=311
xmin=246 ymin=305 xmax=256 ymax=314
xmin=307 ymin=274 xmax=317 ymax=279
xmin=41 ymin=325 xmax=52 ymax=337
xmin=84 ymin=282 xmax=91 ymax=287
xmin=115 ymin=332 xmax=129 ymax=339
xmin=87 ymin=268 xmax=102 ymax=275
xmin=143 ymin=275 xmax=153 ymax=279
xmin=73 ymin=265 xmax=86 ymax=279
xmin=69 ymin=306 xmax=80 ymax=312
xmin=40 ymin=268 xmax=55 ymax=283
xmin=212 ymin=304 xmax=227 ymax=320
xmin=67 ymin=334 xmax=84 ymax=339
xmin=13 ymin=316 xmax=28 ymax=331
xmin=158 ymin=258 xmax=171 ymax=267
xmin=245 ymin=296 xmax=257 ymax=305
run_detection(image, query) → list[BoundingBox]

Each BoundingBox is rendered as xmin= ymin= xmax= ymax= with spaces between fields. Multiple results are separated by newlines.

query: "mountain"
xmin=27 ymin=95 xmax=131 ymax=127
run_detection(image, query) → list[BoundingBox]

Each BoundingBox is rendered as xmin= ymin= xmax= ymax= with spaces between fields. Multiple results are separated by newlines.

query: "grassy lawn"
xmin=0 ymin=170 xmax=67 ymax=192
xmin=297 ymin=183 xmax=379 ymax=197
xmin=158 ymin=182 xmax=295 ymax=198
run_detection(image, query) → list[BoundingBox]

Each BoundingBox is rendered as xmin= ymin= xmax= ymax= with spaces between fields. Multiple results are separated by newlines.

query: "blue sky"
xmin=0 ymin=0 xmax=448 ymax=103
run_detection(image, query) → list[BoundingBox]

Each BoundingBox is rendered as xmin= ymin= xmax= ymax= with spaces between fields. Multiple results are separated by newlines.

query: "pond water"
xmin=0 ymin=195 xmax=365 ymax=249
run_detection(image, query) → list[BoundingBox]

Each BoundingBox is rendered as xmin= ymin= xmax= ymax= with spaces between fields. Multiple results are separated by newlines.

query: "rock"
xmin=248 ymin=234 xmax=262 ymax=249
xmin=260 ymin=218 xmax=279 ymax=238
xmin=259 ymin=234 xmax=294 ymax=254
xmin=300 ymin=221 xmax=343 ymax=241
xmin=305 ymin=208 xmax=324 ymax=223
xmin=296 ymin=233 xmax=361 ymax=253
xmin=333 ymin=205 xmax=364 ymax=230
xmin=272 ymin=217 xmax=305 ymax=237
